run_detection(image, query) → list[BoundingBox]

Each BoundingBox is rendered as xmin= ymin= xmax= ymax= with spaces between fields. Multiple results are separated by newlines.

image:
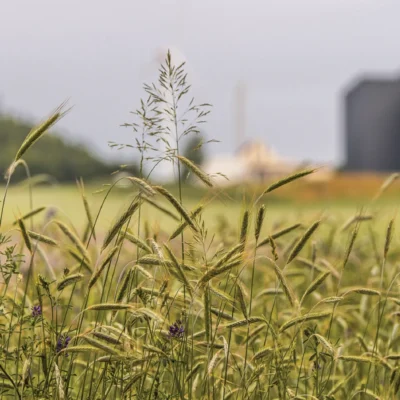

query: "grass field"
xmin=2 ymin=176 xmax=400 ymax=398
xmin=3 ymin=178 xmax=400 ymax=227
xmin=2 ymin=175 xmax=400 ymax=399
xmin=3 ymin=54 xmax=400 ymax=399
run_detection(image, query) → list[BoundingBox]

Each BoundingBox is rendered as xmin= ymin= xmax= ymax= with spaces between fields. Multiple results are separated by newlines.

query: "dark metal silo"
xmin=345 ymin=76 xmax=400 ymax=171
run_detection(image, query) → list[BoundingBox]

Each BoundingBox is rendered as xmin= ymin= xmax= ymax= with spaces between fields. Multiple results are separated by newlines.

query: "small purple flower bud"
xmin=168 ymin=320 xmax=185 ymax=339
xmin=56 ymin=334 xmax=71 ymax=355
xmin=31 ymin=305 xmax=42 ymax=317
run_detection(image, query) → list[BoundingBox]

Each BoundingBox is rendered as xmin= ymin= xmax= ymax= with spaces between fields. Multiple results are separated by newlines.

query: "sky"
xmin=1 ymin=0 xmax=400 ymax=168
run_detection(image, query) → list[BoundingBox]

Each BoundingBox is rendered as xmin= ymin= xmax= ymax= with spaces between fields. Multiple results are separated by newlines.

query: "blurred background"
xmin=2 ymin=0 xmax=400 ymax=215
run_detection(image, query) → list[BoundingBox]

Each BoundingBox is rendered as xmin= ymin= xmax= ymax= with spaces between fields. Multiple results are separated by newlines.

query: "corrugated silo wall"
xmin=345 ymin=81 xmax=400 ymax=172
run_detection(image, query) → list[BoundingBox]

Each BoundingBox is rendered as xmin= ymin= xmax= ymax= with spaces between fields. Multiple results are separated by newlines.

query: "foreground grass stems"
xmin=242 ymin=206 xmax=265 ymax=394
xmin=0 ymin=103 xmax=69 ymax=228
xmin=364 ymin=218 xmax=395 ymax=395
xmin=3 ymin=52 xmax=400 ymax=399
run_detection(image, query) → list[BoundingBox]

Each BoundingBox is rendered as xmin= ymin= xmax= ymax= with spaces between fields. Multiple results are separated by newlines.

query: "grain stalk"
xmin=243 ymin=205 xmax=265 ymax=392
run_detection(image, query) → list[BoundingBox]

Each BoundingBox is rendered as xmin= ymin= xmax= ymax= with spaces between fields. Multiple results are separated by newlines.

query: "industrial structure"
xmin=202 ymin=140 xmax=295 ymax=186
xmin=345 ymin=75 xmax=400 ymax=172
xmin=201 ymin=81 xmax=333 ymax=186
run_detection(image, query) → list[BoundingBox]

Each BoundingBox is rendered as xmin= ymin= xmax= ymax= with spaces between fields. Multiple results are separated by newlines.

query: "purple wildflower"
xmin=168 ymin=320 xmax=185 ymax=339
xmin=31 ymin=305 xmax=42 ymax=317
xmin=56 ymin=334 xmax=71 ymax=354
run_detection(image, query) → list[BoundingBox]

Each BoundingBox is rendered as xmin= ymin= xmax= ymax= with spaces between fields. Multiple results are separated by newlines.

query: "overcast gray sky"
xmin=1 ymin=0 xmax=400 ymax=166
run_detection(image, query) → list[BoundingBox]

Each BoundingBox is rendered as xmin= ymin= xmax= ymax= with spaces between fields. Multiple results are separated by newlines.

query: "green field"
xmin=3 ymin=182 xmax=398 ymax=231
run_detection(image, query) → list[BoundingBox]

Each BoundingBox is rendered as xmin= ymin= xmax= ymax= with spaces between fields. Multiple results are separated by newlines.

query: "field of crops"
xmin=3 ymin=173 xmax=400 ymax=400
xmin=3 ymin=53 xmax=400 ymax=400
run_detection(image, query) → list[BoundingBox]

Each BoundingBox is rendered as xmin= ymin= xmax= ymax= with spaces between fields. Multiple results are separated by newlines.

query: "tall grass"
xmin=1 ymin=52 xmax=400 ymax=400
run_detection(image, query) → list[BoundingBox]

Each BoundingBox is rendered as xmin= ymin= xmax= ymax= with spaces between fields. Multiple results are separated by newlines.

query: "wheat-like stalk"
xmin=209 ymin=285 xmax=235 ymax=304
xmin=77 ymin=178 xmax=96 ymax=241
xmin=313 ymin=333 xmax=335 ymax=355
xmin=59 ymin=346 xmax=101 ymax=355
xmin=81 ymin=336 xmax=122 ymax=355
xmin=235 ymin=282 xmax=248 ymax=319
xmin=57 ymin=273 xmax=84 ymax=291
xmin=373 ymin=173 xmax=399 ymax=201
xmin=208 ymin=349 xmax=222 ymax=375
xmin=132 ymin=264 xmax=153 ymax=280
xmin=17 ymin=218 xmax=32 ymax=253
xmin=279 ymin=311 xmax=332 ymax=332
xmin=384 ymin=218 xmax=394 ymax=260
xmin=91 ymin=331 xmax=122 ymax=345
xmin=210 ymin=308 xmax=234 ymax=320
xmin=138 ymin=255 xmax=196 ymax=272
xmin=185 ymin=362 xmax=202 ymax=383
xmin=240 ymin=210 xmax=250 ymax=245
xmin=155 ymin=186 xmax=198 ymax=231
xmin=338 ymin=355 xmax=376 ymax=364
xmin=54 ymin=362 xmax=66 ymax=400
xmin=123 ymin=373 xmax=146 ymax=394
xmin=177 ymin=155 xmax=213 ymax=187
xmin=14 ymin=103 xmax=69 ymax=162
xmin=273 ymin=263 xmax=298 ymax=308
xmin=252 ymin=346 xmax=273 ymax=362
xmin=204 ymin=288 xmax=211 ymax=342
xmin=214 ymin=243 xmax=244 ymax=269
xmin=198 ymin=259 xmax=242 ymax=288
xmin=169 ymin=204 xmax=203 ymax=240
xmin=102 ymin=201 xmax=140 ymax=250
xmin=340 ymin=215 xmax=373 ymax=231
xmin=68 ymin=248 xmax=92 ymax=273
xmin=128 ymin=177 xmax=157 ymax=196
xmin=149 ymin=238 xmax=164 ymax=260
xmin=88 ymin=245 xmax=120 ymax=289
xmin=343 ymin=288 xmax=381 ymax=296
xmin=226 ymin=317 xmax=266 ymax=329
xmin=300 ymin=271 xmax=330 ymax=305
xmin=55 ymin=220 xmax=91 ymax=263
xmin=342 ymin=223 xmax=359 ymax=271
xmin=286 ymin=220 xmax=320 ymax=264
xmin=27 ymin=231 xmax=58 ymax=247
xmin=256 ymin=288 xmax=284 ymax=298
xmin=123 ymin=232 xmax=152 ymax=253
xmin=12 ymin=207 xmax=46 ymax=225
xmin=261 ymin=168 xmax=316 ymax=195
xmin=257 ymin=223 xmax=302 ymax=248
xmin=164 ymin=245 xmax=193 ymax=297
xmin=254 ymin=205 xmax=266 ymax=242
xmin=115 ymin=267 xmax=133 ymax=303
xmin=85 ymin=303 xmax=134 ymax=311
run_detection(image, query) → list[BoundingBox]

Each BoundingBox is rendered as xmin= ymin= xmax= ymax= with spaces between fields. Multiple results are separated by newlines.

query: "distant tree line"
xmin=0 ymin=115 xmax=138 ymax=182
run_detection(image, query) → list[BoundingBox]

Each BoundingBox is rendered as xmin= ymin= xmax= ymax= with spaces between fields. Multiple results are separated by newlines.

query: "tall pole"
xmin=235 ymin=81 xmax=247 ymax=148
